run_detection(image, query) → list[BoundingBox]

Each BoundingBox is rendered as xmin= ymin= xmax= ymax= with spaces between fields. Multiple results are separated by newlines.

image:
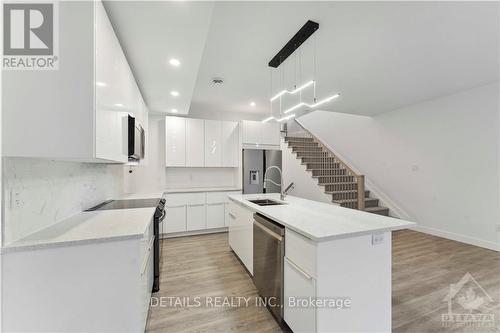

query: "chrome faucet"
xmin=264 ymin=165 xmax=288 ymax=201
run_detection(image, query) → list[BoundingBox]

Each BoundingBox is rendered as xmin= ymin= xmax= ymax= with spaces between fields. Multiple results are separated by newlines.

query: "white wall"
xmin=2 ymin=158 xmax=124 ymax=245
xmin=281 ymin=139 xmax=332 ymax=204
xmin=124 ymin=115 xmax=239 ymax=193
xmin=299 ymin=83 xmax=500 ymax=251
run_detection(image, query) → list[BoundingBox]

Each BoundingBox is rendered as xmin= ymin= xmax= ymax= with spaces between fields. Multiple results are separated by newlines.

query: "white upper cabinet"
xmin=165 ymin=116 xmax=240 ymax=168
xmin=2 ymin=1 xmax=147 ymax=163
xmin=95 ymin=1 xmax=129 ymax=163
xmin=241 ymin=121 xmax=280 ymax=147
xmin=165 ymin=117 xmax=186 ymax=167
xmin=204 ymin=120 xmax=222 ymax=167
xmin=186 ymin=119 xmax=205 ymax=167
xmin=222 ymin=121 xmax=239 ymax=167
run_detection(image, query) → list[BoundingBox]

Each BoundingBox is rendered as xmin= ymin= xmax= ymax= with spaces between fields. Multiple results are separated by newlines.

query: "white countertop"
xmin=3 ymin=192 xmax=165 ymax=253
xmin=164 ymin=187 xmax=242 ymax=194
xmin=228 ymin=193 xmax=415 ymax=242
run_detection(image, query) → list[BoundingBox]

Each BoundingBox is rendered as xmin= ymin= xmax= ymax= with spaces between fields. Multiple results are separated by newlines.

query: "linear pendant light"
xmin=270 ymin=80 xmax=314 ymax=102
xmin=261 ymin=116 xmax=275 ymax=123
xmin=276 ymin=114 xmax=296 ymax=122
xmin=283 ymin=93 xmax=340 ymax=114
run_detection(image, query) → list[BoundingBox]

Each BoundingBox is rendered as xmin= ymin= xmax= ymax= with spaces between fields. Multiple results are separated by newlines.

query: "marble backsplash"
xmin=2 ymin=158 xmax=124 ymax=245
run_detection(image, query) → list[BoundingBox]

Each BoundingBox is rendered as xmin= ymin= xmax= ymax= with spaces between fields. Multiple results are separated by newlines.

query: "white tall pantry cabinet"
xmin=2 ymin=1 xmax=147 ymax=162
xmin=204 ymin=120 xmax=223 ymax=167
xmin=186 ymin=119 xmax=204 ymax=167
xmin=165 ymin=117 xmax=186 ymax=167
xmin=165 ymin=116 xmax=239 ymax=168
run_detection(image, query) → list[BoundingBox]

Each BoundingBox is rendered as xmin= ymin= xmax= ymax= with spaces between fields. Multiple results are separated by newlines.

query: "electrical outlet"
xmin=496 ymin=224 xmax=500 ymax=232
xmin=372 ymin=233 xmax=384 ymax=245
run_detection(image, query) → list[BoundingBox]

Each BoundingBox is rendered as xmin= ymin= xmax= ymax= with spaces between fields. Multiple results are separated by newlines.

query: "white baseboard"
xmin=162 ymin=228 xmax=228 ymax=239
xmin=412 ymin=225 xmax=500 ymax=252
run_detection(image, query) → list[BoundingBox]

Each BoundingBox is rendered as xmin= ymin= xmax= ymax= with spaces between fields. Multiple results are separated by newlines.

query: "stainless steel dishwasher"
xmin=253 ymin=213 xmax=285 ymax=323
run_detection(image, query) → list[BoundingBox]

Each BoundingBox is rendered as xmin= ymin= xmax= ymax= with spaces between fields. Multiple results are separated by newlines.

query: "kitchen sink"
xmin=249 ymin=199 xmax=285 ymax=206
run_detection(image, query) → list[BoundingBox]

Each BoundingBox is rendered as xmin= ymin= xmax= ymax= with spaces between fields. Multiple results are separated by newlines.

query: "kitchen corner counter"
xmin=2 ymin=192 xmax=163 ymax=253
xmin=228 ymin=193 xmax=415 ymax=242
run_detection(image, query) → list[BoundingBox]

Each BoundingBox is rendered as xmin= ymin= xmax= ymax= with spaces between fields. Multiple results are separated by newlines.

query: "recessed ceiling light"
xmin=169 ymin=58 xmax=180 ymax=67
xmin=170 ymin=91 xmax=179 ymax=97
xmin=114 ymin=103 xmax=124 ymax=107
xmin=250 ymin=102 xmax=256 ymax=107
xmin=96 ymin=81 xmax=108 ymax=87
xmin=171 ymin=109 xmax=178 ymax=113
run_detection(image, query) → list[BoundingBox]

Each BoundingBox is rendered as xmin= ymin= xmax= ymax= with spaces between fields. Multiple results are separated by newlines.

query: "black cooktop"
xmin=85 ymin=198 xmax=161 ymax=211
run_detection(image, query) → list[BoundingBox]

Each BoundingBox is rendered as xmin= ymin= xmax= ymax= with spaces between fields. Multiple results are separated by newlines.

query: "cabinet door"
xmin=95 ymin=1 xmax=128 ymax=163
xmin=222 ymin=121 xmax=239 ymax=167
xmin=165 ymin=117 xmax=186 ymax=167
xmin=224 ymin=203 xmax=232 ymax=227
xmin=241 ymin=121 xmax=261 ymax=144
xmin=227 ymin=202 xmax=238 ymax=249
xmin=186 ymin=118 xmax=205 ymax=167
xmin=204 ymin=120 xmax=222 ymax=167
xmin=187 ymin=204 xmax=206 ymax=231
xmin=284 ymin=258 xmax=316 ymax=333
xmin=206 ymin=203 xmax=225 ymax=229
xmin=163 ymin=206 xmax=186 ymax=233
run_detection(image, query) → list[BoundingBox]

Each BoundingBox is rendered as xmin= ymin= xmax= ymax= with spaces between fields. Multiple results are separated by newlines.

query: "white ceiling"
xmin=103 ymin=1 xmax=213 ymax=115
xmin=105 ymin=1 xmax=499 ymax=118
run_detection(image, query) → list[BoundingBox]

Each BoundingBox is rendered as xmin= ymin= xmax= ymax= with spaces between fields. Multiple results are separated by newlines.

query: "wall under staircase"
xmin=283 ymin=121 xmax=390 ymax=216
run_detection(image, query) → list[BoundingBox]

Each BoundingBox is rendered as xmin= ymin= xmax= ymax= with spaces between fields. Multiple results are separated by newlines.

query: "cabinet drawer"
xmin=206 ymin=192 xmax=228 ymax=204
xmin=284 ymin=257 xmax=316 ymax=333
xmin=285 ymin=228 xmax=317 ymax=278
xmin=165 ymin=192 xmax=205 ymax=206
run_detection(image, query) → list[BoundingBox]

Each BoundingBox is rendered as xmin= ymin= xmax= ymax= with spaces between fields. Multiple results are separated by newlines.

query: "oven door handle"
xmin=159 ymin=209 xmax=166 ymax=222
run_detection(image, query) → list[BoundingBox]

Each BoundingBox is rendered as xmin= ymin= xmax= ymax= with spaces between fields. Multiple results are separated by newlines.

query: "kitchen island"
xmin=227 ymin=193 xmax=415 ymax=333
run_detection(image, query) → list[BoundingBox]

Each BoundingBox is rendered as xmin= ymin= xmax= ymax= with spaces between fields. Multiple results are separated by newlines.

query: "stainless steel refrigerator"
xmin=242 ymin=149 xmax=282 ymax=194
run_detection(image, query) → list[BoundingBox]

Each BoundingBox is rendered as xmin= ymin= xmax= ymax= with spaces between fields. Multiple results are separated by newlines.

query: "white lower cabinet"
xmin=163 ymin=190 xmax=241 ymax=236
xmin=2 ymin=219 xmax=154 ymax=332
xmin=187 ymin=204 xmax=206 ymax=231
xmin=282 ymin=229 xmax=393 ymax=332
xmin=227 ymin=200 xmax=253 ymax=275
xmin=163 ymin=206 xmax=186 ymax=233
xmin=207 ymin=203 xmax=225 ymax=229
xmin=284 ymin=258 xmax=316 ymax=333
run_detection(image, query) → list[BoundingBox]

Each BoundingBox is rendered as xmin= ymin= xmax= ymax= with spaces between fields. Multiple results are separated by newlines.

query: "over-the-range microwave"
xmin=128 ymin=115 xmax=145 ymax=161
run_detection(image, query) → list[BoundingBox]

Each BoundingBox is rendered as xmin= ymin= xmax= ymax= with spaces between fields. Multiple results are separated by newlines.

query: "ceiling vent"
xmin=211 ymin=77 xmax=224 ymax=85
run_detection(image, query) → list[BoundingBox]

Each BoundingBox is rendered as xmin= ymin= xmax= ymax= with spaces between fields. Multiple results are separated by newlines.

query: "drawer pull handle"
xmin=285 ymin=257 xmax=312 ymax=280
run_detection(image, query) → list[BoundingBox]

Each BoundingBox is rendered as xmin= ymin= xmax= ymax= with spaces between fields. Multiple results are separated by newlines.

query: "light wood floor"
xmin=146 ymin=230 xmax=500 ymax=333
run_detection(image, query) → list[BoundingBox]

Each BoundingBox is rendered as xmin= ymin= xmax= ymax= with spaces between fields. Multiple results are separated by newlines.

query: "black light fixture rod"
xmin=268 ymin=20 xmax=319 ymax=68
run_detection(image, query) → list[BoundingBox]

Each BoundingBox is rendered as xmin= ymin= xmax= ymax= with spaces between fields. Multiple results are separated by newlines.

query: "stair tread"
xmin=325 ymin=190 xmax=367 ymax=195
xmin=364 ymin=206 xmax=389 ymax=213
xmin=319 ymin=181 xmax=357 ymax=185
xmin=334 ymin=197 xmax=378 ymax=204
xmin=326 ymin=189 xmax=369 ymax=194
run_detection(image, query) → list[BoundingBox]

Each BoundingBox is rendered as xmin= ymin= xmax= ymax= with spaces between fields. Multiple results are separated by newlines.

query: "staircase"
xmin=284 ymin=120 xmax=389 ymax=216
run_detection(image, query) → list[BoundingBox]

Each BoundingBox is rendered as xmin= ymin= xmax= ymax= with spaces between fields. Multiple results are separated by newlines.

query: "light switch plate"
xmin=372 ymin=233 xmax=384 ymax=245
